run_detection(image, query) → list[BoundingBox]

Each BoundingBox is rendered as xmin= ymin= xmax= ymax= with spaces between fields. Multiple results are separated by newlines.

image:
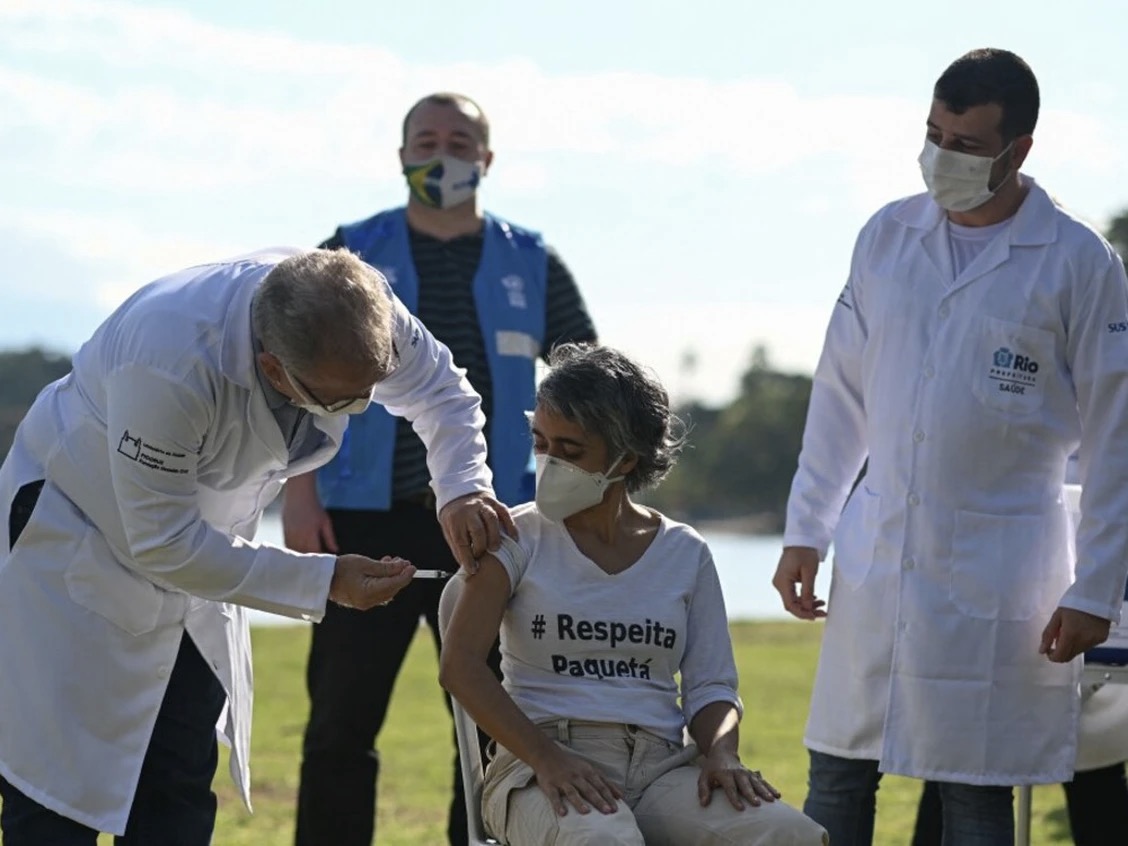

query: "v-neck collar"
xmin=556 ymin=510 xmax=666 ymax=578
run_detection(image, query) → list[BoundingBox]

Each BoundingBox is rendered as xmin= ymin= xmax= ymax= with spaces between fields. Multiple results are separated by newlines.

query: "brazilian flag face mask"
xmin=402 ymin=154 xmax=483 ymax=209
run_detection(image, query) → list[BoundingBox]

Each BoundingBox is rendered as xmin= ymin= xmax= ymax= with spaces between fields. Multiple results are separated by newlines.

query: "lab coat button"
xmin=908 ymin=493 xmax=920 ymax=506
xmin=157 ymin=665 xmax=170 ymax=679
xmin=924 ymin=366 xmax=935 ymax=378
xmin=938 ymin=305 xmax=950 ymax=318
xmin=902 ymin=557 xmax=915 ymax=570
xmin=913 ymin=430 xmax=925 ymax=443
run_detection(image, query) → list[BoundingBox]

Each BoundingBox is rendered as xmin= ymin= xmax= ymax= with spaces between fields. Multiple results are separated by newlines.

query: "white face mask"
xmin=917 ymin=139 xmax=1015 ymax=213
xmin=403 ymin=154 xmax=482 ymax=210
xmin=534 ymin=453 xmax=626 ymax=523
xmin=281 ymin=363 xmax=372 ymax=418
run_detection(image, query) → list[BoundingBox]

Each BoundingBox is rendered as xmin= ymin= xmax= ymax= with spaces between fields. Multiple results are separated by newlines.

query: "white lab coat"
xmin=784 ymin=180 xmax=1128 ymax=785
xmin=0 ymin=248 xmax=492 ymax=834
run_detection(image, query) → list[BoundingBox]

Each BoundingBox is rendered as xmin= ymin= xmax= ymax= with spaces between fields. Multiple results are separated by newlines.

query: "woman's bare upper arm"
xmin=444 ymin=554 xmax=513 ymax=661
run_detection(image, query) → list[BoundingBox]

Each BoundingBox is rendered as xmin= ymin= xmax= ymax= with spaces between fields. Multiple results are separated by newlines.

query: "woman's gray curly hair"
xmin=536 ymin=343 xmax=686 ymax=493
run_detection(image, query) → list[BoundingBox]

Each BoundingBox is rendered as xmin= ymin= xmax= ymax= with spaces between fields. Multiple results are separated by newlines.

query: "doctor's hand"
xmin=329 ymin=555 xmax=416 ymax=610
xmin=282 ymin=472 xmax=338 ymax=554
xmin=1039 ymin=607 xmax=1112 ymax=663
xmin=438 ymin=492 xmax=517 ymax=574
xmin=772 ymin=546 xmax=826 ymax=621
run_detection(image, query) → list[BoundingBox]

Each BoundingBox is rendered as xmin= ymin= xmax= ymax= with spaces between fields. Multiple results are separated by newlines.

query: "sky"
xmin=2 ymin=0 xmax=1126 ymax=404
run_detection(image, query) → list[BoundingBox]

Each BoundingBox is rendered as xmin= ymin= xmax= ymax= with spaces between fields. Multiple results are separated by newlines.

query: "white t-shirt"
xmin=491 ymin=503 xmax=743 ymax=744
xmin=947 ymin=217 xmax=1012 ymax=279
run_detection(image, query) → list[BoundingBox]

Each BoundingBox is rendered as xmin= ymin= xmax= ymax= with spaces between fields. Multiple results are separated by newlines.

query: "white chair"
xmin=438 ymin=574 xmax=503 ymax=845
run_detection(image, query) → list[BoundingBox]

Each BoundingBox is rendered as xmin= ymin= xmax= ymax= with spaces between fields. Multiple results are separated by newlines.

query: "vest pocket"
xmin=494 ymin=330 xmax=540 ymax=359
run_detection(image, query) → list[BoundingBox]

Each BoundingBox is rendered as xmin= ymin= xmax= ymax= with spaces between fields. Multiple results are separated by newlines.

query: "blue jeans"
xmin=0 ymin=632 xmax=226 ymax=845
xmin=803 ymin=750 xmax=1014 ymax=846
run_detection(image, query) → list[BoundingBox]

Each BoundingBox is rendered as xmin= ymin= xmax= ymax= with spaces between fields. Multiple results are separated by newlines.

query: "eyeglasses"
xmin=280 ymin=363 xmax=374 ymax=415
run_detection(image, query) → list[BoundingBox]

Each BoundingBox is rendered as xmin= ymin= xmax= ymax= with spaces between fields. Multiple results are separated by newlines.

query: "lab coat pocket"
xmin=971 ymin=317 xmax=1054 ymax=415
xmin=832 ymin=484 xmax=881 ymax=589
xmin=65 ymin=537 xmax=163 ymax=636
xmin=950 ymin=510 xmax=1048 ymax=621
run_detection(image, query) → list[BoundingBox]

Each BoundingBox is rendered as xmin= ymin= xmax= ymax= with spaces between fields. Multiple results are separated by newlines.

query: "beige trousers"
xmin=482 ymin=720 xmax=828 ymax=845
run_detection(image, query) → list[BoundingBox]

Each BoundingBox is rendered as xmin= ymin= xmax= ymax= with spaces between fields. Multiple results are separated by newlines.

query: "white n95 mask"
xmin=918 ymin=139 xmax=1014 ymax=213
xmin=535 ymin=453 xmax=626 ymax=523
xmin=403 ymin=155 xmax=482 ymax=209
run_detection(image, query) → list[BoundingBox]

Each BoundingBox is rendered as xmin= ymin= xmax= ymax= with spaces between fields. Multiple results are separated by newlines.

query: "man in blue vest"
xmin=288 ymin=92 xmax=597 ymax=846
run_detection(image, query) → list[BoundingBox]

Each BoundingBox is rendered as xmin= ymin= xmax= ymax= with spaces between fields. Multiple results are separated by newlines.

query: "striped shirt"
xmin=322 ymin=222 xmax=596 ymax=500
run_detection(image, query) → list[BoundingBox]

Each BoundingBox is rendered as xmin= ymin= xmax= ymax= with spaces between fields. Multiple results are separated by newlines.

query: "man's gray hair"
xmin=537 ymin=344 xmax=686 ymax=493
xmin=252 ymin=249 xmax=395 ymax=378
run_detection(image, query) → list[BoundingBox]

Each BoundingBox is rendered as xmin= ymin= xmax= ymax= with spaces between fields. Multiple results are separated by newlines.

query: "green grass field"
xmin=19 ymin=621 xmax=1075 ymax=843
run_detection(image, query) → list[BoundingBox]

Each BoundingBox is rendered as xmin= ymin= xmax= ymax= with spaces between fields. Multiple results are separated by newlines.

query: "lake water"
xmin=248 ymin=513 xmax=831 ymax=626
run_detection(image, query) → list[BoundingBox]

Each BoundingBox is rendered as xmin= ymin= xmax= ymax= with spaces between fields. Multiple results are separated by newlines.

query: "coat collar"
xmin=892 ymin=176 xmax=1058 ymax=291
xmin=892 ymin=175 xmax=1059 ymax=246
xmin=218 ymin=256 xmax=275 ymax=391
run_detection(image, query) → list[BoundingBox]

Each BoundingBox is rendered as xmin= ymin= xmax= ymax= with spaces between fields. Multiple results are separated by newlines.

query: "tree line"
xmin=643 ymin=346 xmax=811 ymax=532
xmin=0 ymin=339 xmax=810 ymax=529
xmin=0 ymin=342 xmax=811 ymax=532
xmin=0 ymin=348 xmax=73 ymax=459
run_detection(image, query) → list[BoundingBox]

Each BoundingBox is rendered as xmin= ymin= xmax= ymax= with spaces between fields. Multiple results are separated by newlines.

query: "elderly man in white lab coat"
xmin=0 ymin=247 xmax=512 ymax=844
xmin=772 ymin=48 xmax=1128 ymax=846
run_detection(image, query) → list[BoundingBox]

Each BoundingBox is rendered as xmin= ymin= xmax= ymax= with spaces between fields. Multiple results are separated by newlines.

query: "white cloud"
xmin=1034 ymin=108 xmax=1119 ymax=171
xmin=2 ymin=0 xmax=1125 ymax=394
xmin=490 ymin=159 xmax=551 ymax=195
xmin=0 ymin=65 xmax=393 ymax=191
xmin=0 ymin=207 xmax=248 ymax=307
xmin=597 ymin=299 xmax=834 ymax=404
xmin=0 ymin=0 xmax=396 ymax=78
xmin=4 ymin=0 xmax=1120 ymax=212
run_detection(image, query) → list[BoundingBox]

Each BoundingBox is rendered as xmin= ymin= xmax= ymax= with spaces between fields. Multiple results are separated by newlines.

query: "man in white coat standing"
xmin=772 ymin=48 xmax=1128 ymax=846
xmin=0 ymin=247 xmax=512 ymax=844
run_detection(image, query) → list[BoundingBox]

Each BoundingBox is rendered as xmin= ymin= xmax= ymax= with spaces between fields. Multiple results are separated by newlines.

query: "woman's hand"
xmin=696 ymin=749 xmax=781 ymax=810
xmin=532 ymin=746 xmax=624 ymax=817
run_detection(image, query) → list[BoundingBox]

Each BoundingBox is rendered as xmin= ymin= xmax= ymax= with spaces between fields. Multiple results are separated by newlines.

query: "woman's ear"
xmin=615 ymin=454 xmax=639 ymax=478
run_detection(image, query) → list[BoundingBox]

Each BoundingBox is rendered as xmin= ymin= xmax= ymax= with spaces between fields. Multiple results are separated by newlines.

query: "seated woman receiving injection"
xmin=440 ymin=344 xmax=827 ymax=846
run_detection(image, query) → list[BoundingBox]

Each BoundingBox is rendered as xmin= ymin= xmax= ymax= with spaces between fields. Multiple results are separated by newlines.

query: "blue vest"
xmin=317 ymin=208 xmax=547 ymax=509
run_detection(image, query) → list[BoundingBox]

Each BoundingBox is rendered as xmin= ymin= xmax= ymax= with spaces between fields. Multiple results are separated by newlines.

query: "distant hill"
xmin=0 ymin=348 xmax=73 ymax=460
